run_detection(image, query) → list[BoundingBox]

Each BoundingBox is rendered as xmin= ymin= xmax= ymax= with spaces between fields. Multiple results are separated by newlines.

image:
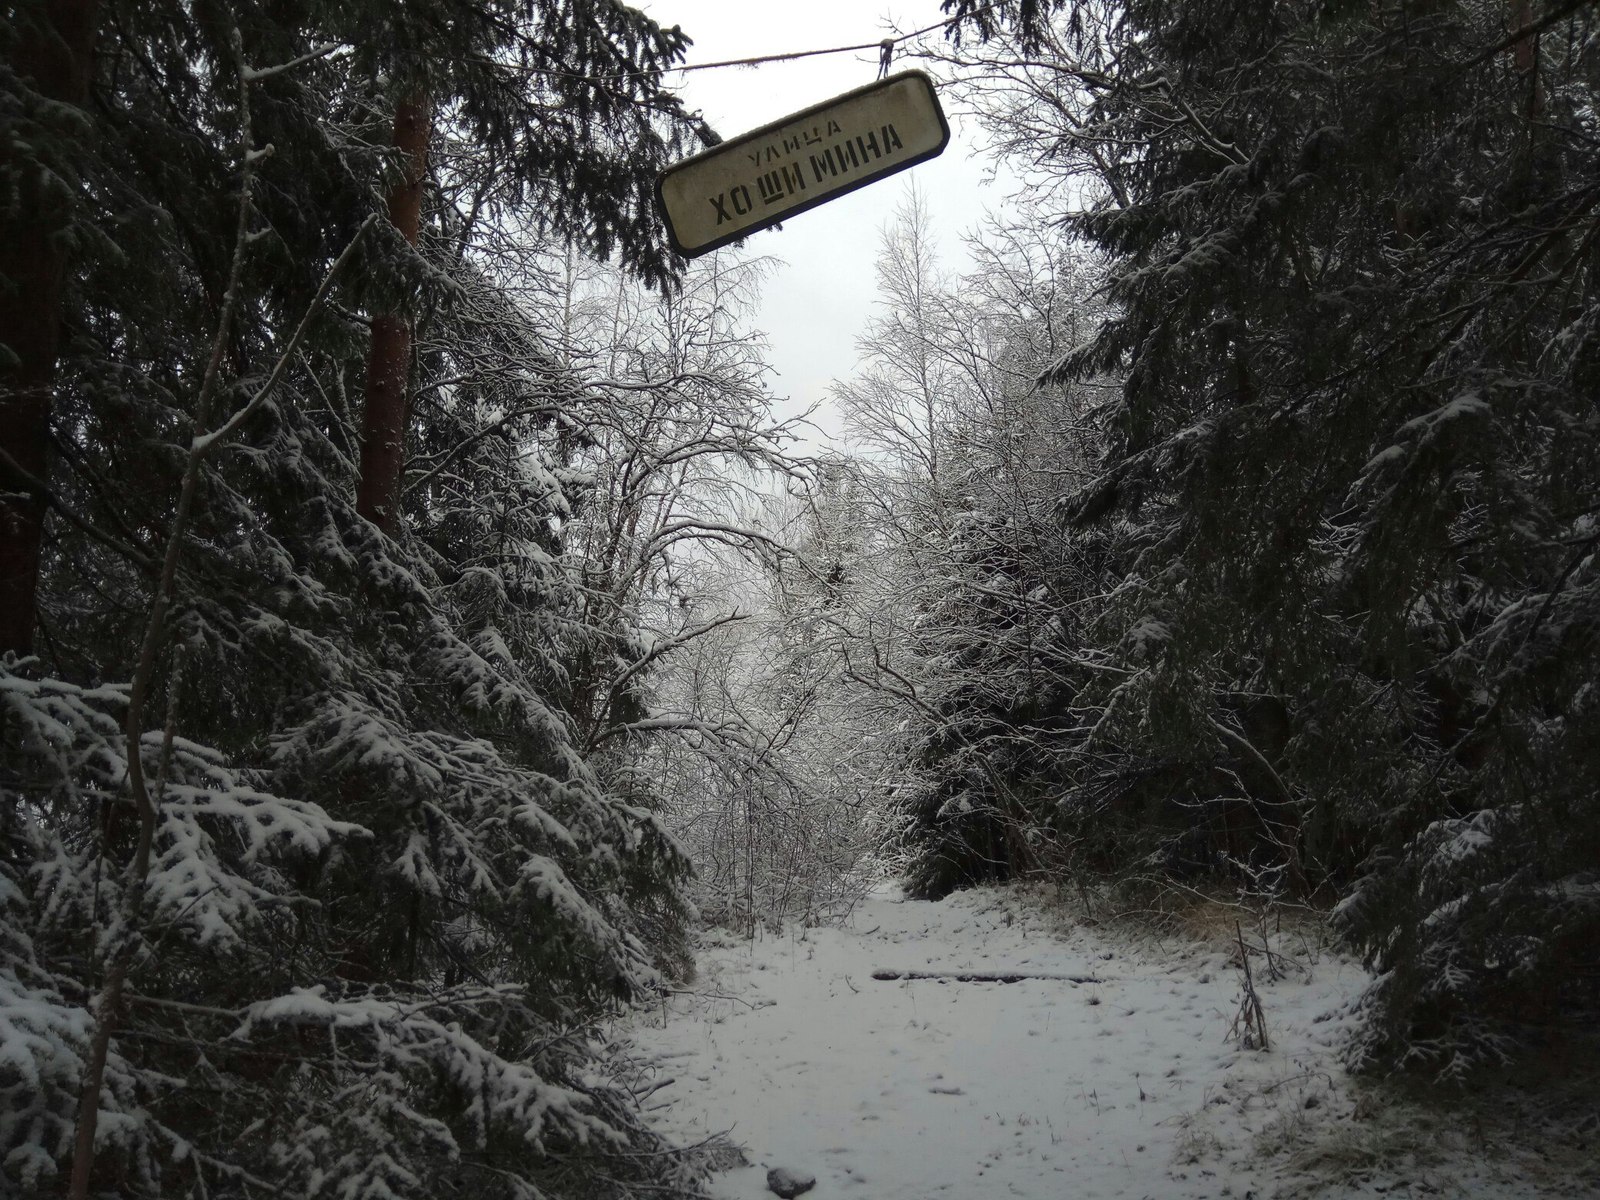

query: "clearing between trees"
xmin=622 ymin=885 xmax=1592 ymax=1200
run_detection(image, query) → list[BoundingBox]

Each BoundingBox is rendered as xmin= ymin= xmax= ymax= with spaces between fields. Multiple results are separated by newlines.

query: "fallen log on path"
xmin=870 ymin=969 xmax=1106 ymax=985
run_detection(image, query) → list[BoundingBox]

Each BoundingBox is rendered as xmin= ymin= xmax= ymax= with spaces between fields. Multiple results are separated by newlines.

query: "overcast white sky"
xmin=640 ymin=1 xmax=1010 ymax=440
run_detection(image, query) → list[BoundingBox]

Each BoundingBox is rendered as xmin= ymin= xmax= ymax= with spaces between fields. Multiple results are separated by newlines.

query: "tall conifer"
xmin=2 ymin=1 xmax=726 ymax=1195
xmin=941 ymin=0 xmax=1600 ymax=1073
xmin=0 ymin=0 xmax=100 ymax=655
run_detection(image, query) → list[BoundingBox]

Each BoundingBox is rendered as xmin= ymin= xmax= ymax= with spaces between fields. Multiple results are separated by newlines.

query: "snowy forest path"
xmin=615 ymin=885 xmax=1494 ymax=1200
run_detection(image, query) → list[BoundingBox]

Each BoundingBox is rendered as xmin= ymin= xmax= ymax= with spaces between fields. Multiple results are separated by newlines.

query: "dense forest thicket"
xmin=832 ymin=0 xmax=1599 ymax=1079
xmin=3 ymin=0 xmax=1598 ymax=1196
xmin=0 ymin=1 xmax=805 ymax=1196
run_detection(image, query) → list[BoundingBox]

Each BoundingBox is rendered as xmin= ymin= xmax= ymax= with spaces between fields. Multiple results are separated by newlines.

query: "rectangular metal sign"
xmin=656 ymin=71 xmax=950 ymax=259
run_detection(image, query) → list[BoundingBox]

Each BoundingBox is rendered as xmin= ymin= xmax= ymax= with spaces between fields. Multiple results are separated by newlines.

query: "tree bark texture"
xmin=0 ymin=0 xmax=100 ymax=656
xmin=1509 ymin=0 xmax=1546 ymax=117
xmin=356 ymin=93 xmax=431 ymax=533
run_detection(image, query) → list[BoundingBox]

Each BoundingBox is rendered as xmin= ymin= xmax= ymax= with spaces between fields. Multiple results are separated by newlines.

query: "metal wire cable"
xmin=429 ymin=2 xmax=1006 ymax=84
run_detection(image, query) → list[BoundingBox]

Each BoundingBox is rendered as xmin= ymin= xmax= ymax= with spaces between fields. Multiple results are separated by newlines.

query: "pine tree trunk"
xmin=356 ymin=93 xmax=430 ymax=533
xmin=0 ymin=0 xmax=100 ymax=656
xmin=1509 ymin=0 xmax=1545 ymax=117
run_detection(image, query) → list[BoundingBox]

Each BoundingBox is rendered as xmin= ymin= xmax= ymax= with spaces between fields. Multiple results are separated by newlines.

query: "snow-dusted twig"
xmin=1228 ymin=921 xmax=1270 ymax=1051
xmin=240 ymin=40 xmax=344 ymax=82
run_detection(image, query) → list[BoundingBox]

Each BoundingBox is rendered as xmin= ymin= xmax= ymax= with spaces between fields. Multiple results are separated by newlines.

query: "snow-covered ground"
xmin=620 ymin=884 xmax=1591 ymax=1199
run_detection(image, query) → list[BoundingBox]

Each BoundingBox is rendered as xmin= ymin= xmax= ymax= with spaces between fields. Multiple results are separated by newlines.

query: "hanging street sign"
xmin=656 ymin=71 xmax=951 ymax=259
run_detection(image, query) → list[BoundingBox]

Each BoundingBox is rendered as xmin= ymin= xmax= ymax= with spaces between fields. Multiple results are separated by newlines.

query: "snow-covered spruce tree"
xmin=0 ymin=0 xmax=98 ymax=657
xmin=2 ymin=1 xmax=721 ymax=1196
xmin=942 ymin=0 xmax=1600 ymax=1073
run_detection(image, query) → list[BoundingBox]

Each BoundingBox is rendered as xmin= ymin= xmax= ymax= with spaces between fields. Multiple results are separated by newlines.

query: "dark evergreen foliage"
xmin=920 ymin=0 xmax=1600 ymax=1077
xmin=2 ymin=0 xmax=720 ymax=1195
